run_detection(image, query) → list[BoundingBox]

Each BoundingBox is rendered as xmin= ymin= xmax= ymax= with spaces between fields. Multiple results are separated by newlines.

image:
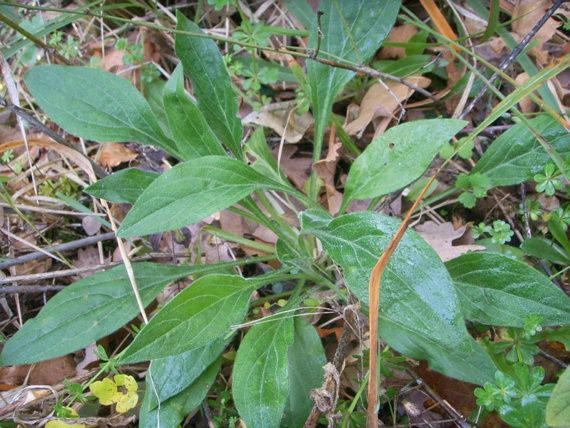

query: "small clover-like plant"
xmin=455 ymin=172 xmax=491 ymax=208
xmin=48 ymin=32 xmax=80 ymax=59
xmin=535 ymin=164 xmax=563 ymax=196
xmin=551 ymin=204 xmax=570 ymax=231
xmin=472 ymin=220 xmax=514 ymax=244
xmin=519 ymin=200 xmax=543 ymax=222
xmin=490 ymin=220 xmax=514 ymax=244
xmin=439 ymin=137 xmax=475 ymax=160
xmin=89 ymin=374 xmax=139 ymax=414
xmin=115 ymin=38 xmax=159 ymax=83
xmin=476 ymin=364 xmax=555 ymax=428
xmin=475 ymin=370 xmax=517 ymax=411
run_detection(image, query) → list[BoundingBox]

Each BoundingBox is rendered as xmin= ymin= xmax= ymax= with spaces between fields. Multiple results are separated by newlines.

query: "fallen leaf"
xmin=29 ymin=355 xmax=77 ymax=385
xmin=378 ymin=24 xmax=419 ymax=59
xmin=271 ymin=145 xmax=312 ymax=190
xmin=512 ymin=0 xmax=560 ymax=65
xmin=95 ymin=143 xmax=138 ymax=168
xmin=414 ymin=221 xmax=485 ymax=262
xmin=344 ymin=76 xmax=431 ymax=138
xmin=313 ymin=139 xmax=343 ymax=215
xmin=244 ymin=100 xmax=314 ymax=143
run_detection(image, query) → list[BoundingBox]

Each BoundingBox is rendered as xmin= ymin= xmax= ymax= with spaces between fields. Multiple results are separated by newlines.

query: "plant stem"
xmin=202 ymin=225 xmax=276 ymax=254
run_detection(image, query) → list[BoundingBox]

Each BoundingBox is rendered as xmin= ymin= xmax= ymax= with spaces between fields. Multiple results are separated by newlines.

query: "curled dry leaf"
xmin=95 ymin=142 xmax=138 ymax=168
xmin=414 ymin=221 xmax=485 ymax=262
xmin=244 ymin=100 xmax=314 ymax=143
xmin=344 ymin=76 xmax=431 ymax=138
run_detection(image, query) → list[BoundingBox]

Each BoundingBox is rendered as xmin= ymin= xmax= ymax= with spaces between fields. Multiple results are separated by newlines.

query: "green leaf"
xmin=233 ymin=315 xmax=294 ymax=428
xmin=147 ymin=336 xmax=230 ymax=407
xmin=282 ymin=317 xmax=327 ymax=428
xmin=520 ymin=237 xmax=570 ymax=265
xmin=163 ymin=65 xmax=226 ymax=160
xmin=24 ymin=65 xmax=179 ymax=158
xmin=117 ymin=156 xmax=293 ymax=238
xmin=244 ymin=127 xmax=289 ymax=186
xmin=0 ymin=263 xmax=204 ymax=366
xmin=373 ymin=54 xmax=441 ymax=78
xmin=283 ymin=0 xmax=314 ymax=30
xmin=175 ymin=13 xmax=243 ymax=158
xmin=300 ymin=211 xmax=497 ymax=385
xmin=341 ymin=119 xmax=466 ymax=211
xmin=139 ymin=357 xmax=220 ymax=428
xmin=145 ymin=78 xmax=172 ymax=139
xmin=446 ymin=252 xmax=570 ymax=327
xmin=120 ymin=274 xmax=258 ymax=363
xmin=471 ymin=115 xmax=570 ymax=186
xmin=85 ymin=168 xmax=160 ymax=204
xmin=308 ymin=0 xmax=400 ymax=162
xmin=380 ymin=318 xmax=496 ymax=385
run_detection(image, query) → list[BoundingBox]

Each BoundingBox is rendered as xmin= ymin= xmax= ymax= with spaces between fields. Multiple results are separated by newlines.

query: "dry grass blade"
xmin=367 ymin=174 xmax=439 ymax=426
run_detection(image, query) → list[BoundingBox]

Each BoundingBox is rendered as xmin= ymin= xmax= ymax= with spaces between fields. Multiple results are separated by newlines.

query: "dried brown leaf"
xmin=414 ymin=221 xmax=485 ymax=262
xmin=95 ymin=143 xmax=138 ymax=168
xmin=344 ymin=76 xmax=431 ymax=137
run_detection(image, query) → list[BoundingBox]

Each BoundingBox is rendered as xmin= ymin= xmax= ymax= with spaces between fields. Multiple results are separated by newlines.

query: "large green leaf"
xmin=380 ymin=317 xmax=496 ymax=384
xmin=85 ymin=168 xmax=160 ymax=204
xmin=117 ymin=156 xmax=294 ymax=238
xmin=308 ymin=0 xmax=400 ymax=161
xmin=175 ymin=12 xmax=243 ymax=158
xmin=139 ymin=357 xmax=220 ymax=428
xmin=471 ymin=115 xmax=570 ymax=186
xmin=446 ymin=252 xmax=570 ymax=327
xmin=282 ymin=317 xmax=327 ymax=428
xmin=233 ymin=316 xmax=294 ymax=428
xmin=341 ymin=119 xmax=466 ymax=211
xmin=147 ymin=336 xmax=230 ymax=408
xmin=24 ymin=65 xmax=179 ymax=158
xmin=300 ymin=210 xmax=500 ymax=384
xmin=520 ymin=237 xmax=570 ymax=265
xmin=0 ymin=263 xmax=202 ymax=366
xmin=120 ymin=274 xmax=259 ymax=363
xmin=546 ymin=365 xmax=570 ymax=427
xmin=163 ymin=65 xmax=227 ymax=160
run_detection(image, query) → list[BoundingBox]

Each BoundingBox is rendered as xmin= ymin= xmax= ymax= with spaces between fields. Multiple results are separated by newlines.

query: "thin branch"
xmin=459 ymin=0 xmax=567 ymax=120
xmin=0 ymin=285 xmax=66 ymax=293
xmin=0 ymin=232 xmax=116 ymax=270
xmin=308 ymin=51 xmax=442 ymax=104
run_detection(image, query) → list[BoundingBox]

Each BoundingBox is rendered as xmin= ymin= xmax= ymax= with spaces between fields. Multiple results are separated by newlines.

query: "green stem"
xmin=202 ymin=225 xmax=276 ymax=254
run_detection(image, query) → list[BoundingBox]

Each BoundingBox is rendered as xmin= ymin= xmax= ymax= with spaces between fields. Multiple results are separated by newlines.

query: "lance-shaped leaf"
xmin=308 ymin=1 xmax=400 ymax=155
xmin=282 ymin=317 xmax=327 ymax=428
xmin=175 ymin=12 xmax=243 ymax=158
xmin=233 ymin=315 xmax=294 ymax=428
xmin=117 ymin=156 xmax=294 ymax=238
xmin=120 ymin=275 xmax=259 ymax=363
xmin=139 ymin=357 xmax=220 ymax=428
xmin=447 ymin=252 xmax=570 ymax=327
xmin=0 ymin=263 xmax=205 ymax=366
xmin=163 ymin=65 xmax=226 ymax=160
xmin=146 ymin=336 xmax=230 ymax=408
xmin=341 ymin=119 xmax=467 ymax=211
xmin=471 ymin=115 xmax=570 ymax=186
xmin=85 ymin=168 xmax=160 ymax=204
xmin=24 ymin=65 xmax=179 ymax=158
xmin=300 ymin=210 xmax=499 ymax=384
